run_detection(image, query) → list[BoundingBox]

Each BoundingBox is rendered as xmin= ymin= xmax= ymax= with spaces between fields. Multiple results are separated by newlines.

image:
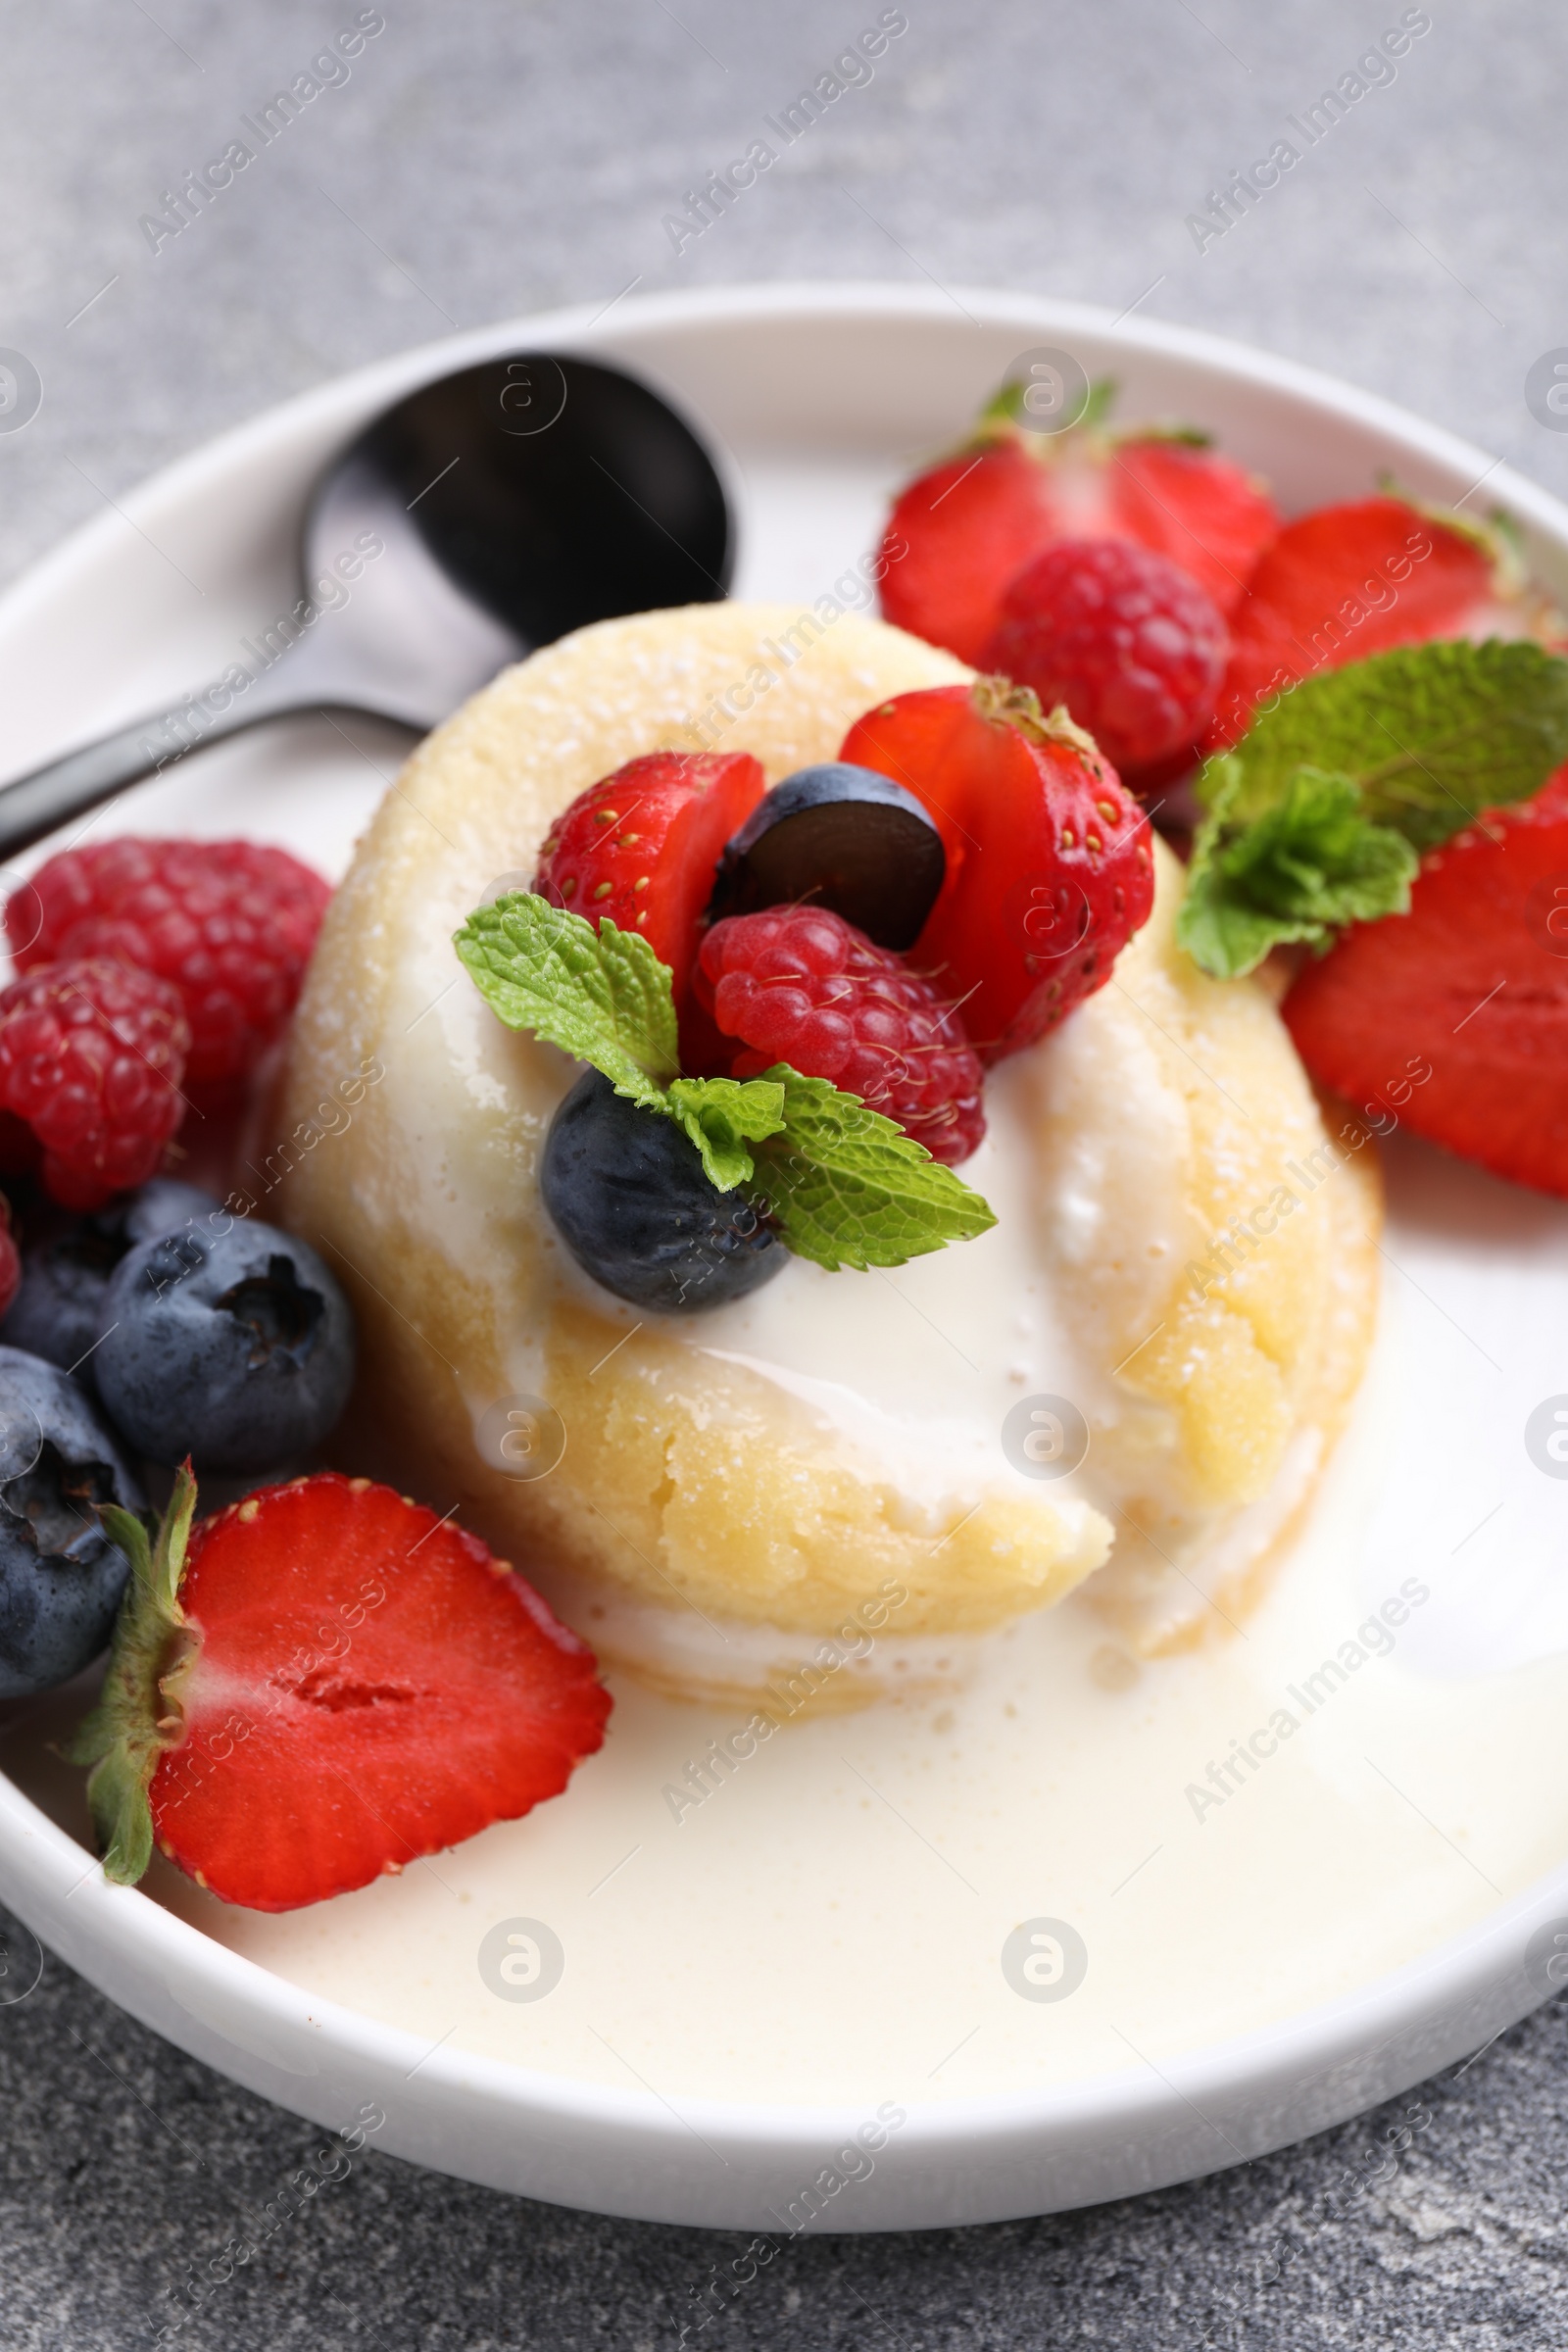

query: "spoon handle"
xmin=0 ymin=631 xmax=430 ymax=863
xmin=0 ymin=695 xmax=283 ymax=865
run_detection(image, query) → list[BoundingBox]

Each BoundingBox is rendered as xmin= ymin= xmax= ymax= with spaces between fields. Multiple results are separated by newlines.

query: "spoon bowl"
xmin=0 ymin=352 xmax=732 ymax=858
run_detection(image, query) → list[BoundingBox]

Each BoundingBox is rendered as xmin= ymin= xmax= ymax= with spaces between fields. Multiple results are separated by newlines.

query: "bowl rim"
xmin=2 ymin=275 xmax=1564 ymax=2204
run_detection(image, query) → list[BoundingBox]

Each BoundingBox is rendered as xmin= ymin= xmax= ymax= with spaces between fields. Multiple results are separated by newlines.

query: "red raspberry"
xmin=695 ymin=906 xmax=986 ymax=1165
xmin=0 ymin=959 xmax=190 ymax=1211
xmin=983 ymin=538 xmax=1228 ymax=775
xmin=878 ymin=406 xmax=1279 ymax=662
xmin=9 ymin=838 xmax=331 ymax=1090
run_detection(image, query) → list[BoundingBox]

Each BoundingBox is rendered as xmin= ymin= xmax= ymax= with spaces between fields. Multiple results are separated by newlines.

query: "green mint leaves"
xmin=751 ymin=1068 xmax=997 ymax=1270
xmin=456 ymin=892 xmax=679 ymax=1106
xmin=665 ymin=1074 xmax=787 ymax=1192
xmin=455 ymin=894 xmax=996 ymax=1271
xmin=63 ymin=1462 xmax=198 ymax=1888
xmin=1179 ymin=639 xmax=1568 ymax=979
xmin=1179 ymin=764 xmax=1420 ymax=976
xmin=1209 ymin=639 xmax=1568 ymax=846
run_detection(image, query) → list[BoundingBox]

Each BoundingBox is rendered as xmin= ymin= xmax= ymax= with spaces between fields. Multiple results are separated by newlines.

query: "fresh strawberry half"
xmin=532 ymin=751 xmax=765 ymax=1018
xmin=840 ymin=679 xmax=1154 ymax=1062
xmin=1207 ymin=495 xmax=1552 ymax=751
xmin=68 ymin=1467 xmax=611 ymax=1911
xmin=878 ymin=398 xmax=1279 ymax=663
xmin=1283 ymin=768 xmax=1568 ymax=1199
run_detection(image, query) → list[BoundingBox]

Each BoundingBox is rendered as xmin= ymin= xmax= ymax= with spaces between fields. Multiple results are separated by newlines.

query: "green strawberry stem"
xmin=978 ymin=373 xmax=1123 ymax=443
xmin=970 ymin=672 xmax=1102 ymax=760
xmin=63 ymin=1462 xmax=199 ymax=1888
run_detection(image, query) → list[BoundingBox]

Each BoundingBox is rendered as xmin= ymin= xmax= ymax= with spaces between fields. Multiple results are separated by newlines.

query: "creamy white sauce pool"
xmin=122 ymin=763 xmax=1568 ymax=2111
xmin=141 ymin=1273 xmax=1568 ymax=2108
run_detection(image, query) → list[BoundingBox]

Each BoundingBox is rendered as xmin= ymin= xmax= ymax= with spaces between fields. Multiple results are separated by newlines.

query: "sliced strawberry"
xmin=533 ymin=751 xmax=765 ymax=1016
xmin=1207 ymin=496 xmax=1544 ymax=751
xmin=1108 ymin=438 xmax=1282 ymax=616
xmin=70 ymin=1469 xmax=610 ymax=1912
xmin=1283 ymin=769 xmax=1568 ymax=1199
xmin=879 ymin=404 xmax=1279 ymax=663
xmin=881 ymin=438 xmax=1064 ymax=665
xmin=839 ymin=679 xmax=1154 ymax=1062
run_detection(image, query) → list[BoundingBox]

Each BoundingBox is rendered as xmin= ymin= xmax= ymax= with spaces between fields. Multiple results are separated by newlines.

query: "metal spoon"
xmin=0 ymin=351 xmax=732 ymax=858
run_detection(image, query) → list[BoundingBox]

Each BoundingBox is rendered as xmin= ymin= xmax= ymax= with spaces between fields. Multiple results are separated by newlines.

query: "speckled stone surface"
xmin=3 ymin=2 xmax=1568 ymax=2343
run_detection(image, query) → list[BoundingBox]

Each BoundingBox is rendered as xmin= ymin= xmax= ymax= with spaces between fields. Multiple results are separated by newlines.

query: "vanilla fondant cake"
xmin=278 ymin=605 xmax=1378 ymax=1699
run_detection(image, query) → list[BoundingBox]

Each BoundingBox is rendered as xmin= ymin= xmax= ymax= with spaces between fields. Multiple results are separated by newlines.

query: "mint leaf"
xmin=1179 ymin=639 xmax=1568 ymax=979
xmin=455 ymin=899 xmax=998 ymax=1273
xmin=749 ymin=1066 xmax=998 ymax=1272
xmin=455 ymin=895 xmax=678 ymax=1104
xmin=64 ymin=1463 xmax=199 ymax=1888
xmin=666 ymin=1076 xmax=787 ymax=1191
xmin=454 ymin=897 xmax=784 ymax=1181
xmin=1202 ymin=639 xmax=1568 ymax=851
xmin=1179 ymin=766 xmax=1419 ymax=979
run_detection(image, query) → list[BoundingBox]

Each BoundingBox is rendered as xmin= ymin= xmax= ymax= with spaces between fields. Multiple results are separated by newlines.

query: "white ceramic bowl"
xmin=2 ymin=284 xmax=1567 ymax=2230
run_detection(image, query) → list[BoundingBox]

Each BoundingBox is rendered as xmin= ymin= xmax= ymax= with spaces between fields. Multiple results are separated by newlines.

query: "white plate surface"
xmin=2 ymin=284 xmax=1568 ymax=2231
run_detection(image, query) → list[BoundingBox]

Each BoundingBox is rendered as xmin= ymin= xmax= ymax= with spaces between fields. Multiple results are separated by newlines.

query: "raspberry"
xmin=9 ymin=839 xmax=331 ymax=1090
xmin=879 ymin=404 xmax=1279 ymax=663
xmin=0 ymin=959 xmax=190 ymax=1212
xmin=983 ymin=538 xmax=1228 ymax=774
xmin=696 ymin=907 xmax=986 ymax=1165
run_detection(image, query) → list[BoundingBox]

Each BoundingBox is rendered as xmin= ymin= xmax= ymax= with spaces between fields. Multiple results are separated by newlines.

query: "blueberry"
xmin=709 ymin=761 xmax=946 ymax=950
xmin=0 ymin=1347 xmax=144 ymax=1698
xmin=2 ymin=1178 xmax=220 ymax=1382
xmin=542 ymin=1070 xmax=785 ymax=1314
xmin=93 ymin=1222 xmax=356 ymax=1474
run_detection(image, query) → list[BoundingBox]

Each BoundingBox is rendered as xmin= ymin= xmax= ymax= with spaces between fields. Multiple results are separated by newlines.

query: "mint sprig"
xmin=456 ymin=893 xmax=679 ymax=1105
xmin=1179 ymin=765 xmax=1420 ymax=977
xmin=665 ymin=1074 xmax=786 ymax=1192
xmin=455 ymin=894 xmax=997 ymax=1271
xmin=1179 ymin=639 xmax=1568 ymax=978
xmin=751 ymin=1067 xmax=997 ymax=1270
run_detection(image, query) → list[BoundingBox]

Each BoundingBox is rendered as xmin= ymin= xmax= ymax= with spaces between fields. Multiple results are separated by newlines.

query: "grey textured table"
xmin=3 ymin=2 xmax=1567 ymax=2344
